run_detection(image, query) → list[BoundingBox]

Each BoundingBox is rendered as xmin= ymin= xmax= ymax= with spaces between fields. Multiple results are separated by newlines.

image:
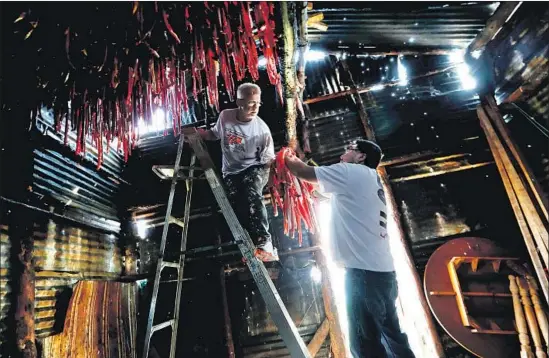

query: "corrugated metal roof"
xmin=308 ymin=2 xmax=498 ymax=51
xmin=302 ymin=52 xmax=483 ymax=162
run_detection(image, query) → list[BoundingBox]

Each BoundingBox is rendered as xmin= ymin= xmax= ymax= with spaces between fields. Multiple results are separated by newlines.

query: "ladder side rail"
xmin=143 ymin=134 xmax=186 ymax=358
xmin=169 ymin=154 xmax=196 ymax=358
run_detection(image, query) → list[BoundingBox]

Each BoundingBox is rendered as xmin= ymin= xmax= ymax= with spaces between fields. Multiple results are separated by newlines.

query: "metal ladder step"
xmin=161 ymin=261 xmax=179 ymax=269
xmin=151 ymin=319 xmax=174 ymax=333
xmin=152 ymin=165 xmax=204 ymax=181
xmin=169 ymin=216 xmax=186 ymax=228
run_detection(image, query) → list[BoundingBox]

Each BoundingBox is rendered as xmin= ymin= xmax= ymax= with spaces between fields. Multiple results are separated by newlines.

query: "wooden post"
xmin=340 ymin=60 xmax=375 ymax=140
xmin=477 ymin=104 xmax=549 ymax=303
xmin=517 ymin=277 xmax=547 ymax=358
xmin=483 ymin=95 xmax=549 ymax=221
xmin=280 ymin=1 xmax=299 ymax=150
xmin=296 ymin=1 xmax=311 ymax=154
xmin=217 ymin=229 xmax=236 ymax=358
xmin=378 ymin=167 xmax=446 ymax=358
xmin=510 ymin=275 xmax=535 ymax=358
xmin=307 ymin=318 xmax=329 ymax=357
xmin=14 ymin=226 xmax=37 ymax=357
xmin=309 ymin=234 xmax=347 ymax=358
xmin=466 ymin=2 xmax=522 ymax=55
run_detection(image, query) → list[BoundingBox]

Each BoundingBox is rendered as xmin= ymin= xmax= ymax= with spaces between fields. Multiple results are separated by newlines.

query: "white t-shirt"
xmin=211 ymin=109 xmax=275 ymax=176
xmin=314 ymin=163 xmax=395 ymax=272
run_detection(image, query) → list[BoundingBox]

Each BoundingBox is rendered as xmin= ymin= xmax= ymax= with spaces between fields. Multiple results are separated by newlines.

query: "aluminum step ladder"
xmin=142 ymin=128 xmax=311 ymax=358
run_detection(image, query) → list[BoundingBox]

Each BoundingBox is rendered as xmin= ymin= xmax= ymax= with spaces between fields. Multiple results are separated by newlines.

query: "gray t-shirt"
xmin=211 ymin=109 xmax=275 ymax=176
xmin=314 ymin=163 xmax=395 ymax=272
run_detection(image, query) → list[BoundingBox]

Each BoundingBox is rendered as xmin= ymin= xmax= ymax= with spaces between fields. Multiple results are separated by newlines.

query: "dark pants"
xmin=345 ymin=268 xmax=416 ymax=358
xmin=224 ymin=165 xmax=271 ymax=245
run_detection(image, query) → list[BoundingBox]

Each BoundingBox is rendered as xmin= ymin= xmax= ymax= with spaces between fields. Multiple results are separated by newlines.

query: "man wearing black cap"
xmin=284 ymin=139 xmax=415 ymax=358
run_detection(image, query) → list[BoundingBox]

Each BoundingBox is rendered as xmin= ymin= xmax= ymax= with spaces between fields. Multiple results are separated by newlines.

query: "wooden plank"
xmin=281 ymin=2 xmax=299 ymax=149
xmin=341 ymin=60 xmax=375 ymax=140
xmin=378 ymin=167 xmax=446 ymax=357
xmin=478 ymin=106 xmax=549 ymax=303
xmin=484 ymin=95 xmax=549 ymax=221
xmin=479 ymin=102 xmax=548 ymax=264
xmin=466 ymin=2 xmax=522 ymax=53
xmin=309 ymin=234 xmax=347 ymax=358
xmin=307 ymin=318 xmax=330 ymax=357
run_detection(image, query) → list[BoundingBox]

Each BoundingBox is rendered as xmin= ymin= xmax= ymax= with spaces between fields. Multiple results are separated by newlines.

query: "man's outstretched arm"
xmin=284 ymin=155 xmax=318 ymax=183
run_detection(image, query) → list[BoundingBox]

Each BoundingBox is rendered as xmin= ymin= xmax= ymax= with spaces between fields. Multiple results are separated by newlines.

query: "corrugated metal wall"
xmin=31 ymin=219 xmax=123 ymax=339
xmin=1 ymin=109 xmax=128 ymax=354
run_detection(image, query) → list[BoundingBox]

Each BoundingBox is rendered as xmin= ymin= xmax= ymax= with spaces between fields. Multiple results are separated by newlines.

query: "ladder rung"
xmin=160 ymin=278 xmax=193 ymax=284
xmin=161 ymin=261 xmax=179 ymax=269
xmin=151 ymin=319 xmax=174 ymax=333
xmin=169 ymin=216 xmax=185 ymax=227
xmin=152 ymin=165 xmax=204 ymax=180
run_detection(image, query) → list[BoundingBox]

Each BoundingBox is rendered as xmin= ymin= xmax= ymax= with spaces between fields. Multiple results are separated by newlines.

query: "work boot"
xmin=255 ymin=240 xmax=279 ymax=262
xmin=241 ymin=239 xmax=279 ymax=263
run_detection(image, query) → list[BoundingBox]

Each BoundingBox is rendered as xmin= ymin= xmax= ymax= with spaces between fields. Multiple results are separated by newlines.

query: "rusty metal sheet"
xmin=33 ymin=220 xmax=122 ymax=274
xmin=30 ymin=218 xmax=123 ymax=339
xmin=41 ymin=281 xmax=138 ymax=358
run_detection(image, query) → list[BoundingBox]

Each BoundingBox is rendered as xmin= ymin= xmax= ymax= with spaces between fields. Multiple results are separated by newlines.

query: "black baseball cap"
xmin=352 ymin=139 xmax=383 ymax=169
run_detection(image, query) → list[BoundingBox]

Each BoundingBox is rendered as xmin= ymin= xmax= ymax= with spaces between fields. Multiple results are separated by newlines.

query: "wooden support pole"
xmin=483 ymin=95 xmax=549 ymax=221
xmin=477 ymin=105 xmax=549 ymax=303
xmin=479 ymin=99 xmax=549 ymax=266
xmin=280 ymin=2 xmax=299 ymax=150
xmin=296 ymin=1 xmax=311 ymax=154
xmin=309 ymin=234 xmax=347 ymax=358
xmin=340 ymin=60 xmax=375 ymax=140
xmin=212 ymin=211 xmax=236 ymax=358
xmin=307 ymin=318 xmax=330 ymax=357
xmin=377 ymin=167 xmax=446 ymax=358
xmin=466 ymin=2 xmax=522 ymax=55
xmin=14 ymin=228 xmax=37 ymax=357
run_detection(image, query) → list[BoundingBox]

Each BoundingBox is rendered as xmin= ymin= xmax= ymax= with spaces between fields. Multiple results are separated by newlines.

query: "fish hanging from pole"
xmin=16 ymin=2 xmax=282 ymax=169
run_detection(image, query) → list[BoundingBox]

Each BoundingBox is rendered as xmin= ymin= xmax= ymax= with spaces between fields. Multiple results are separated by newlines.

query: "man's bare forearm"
xmin=285 ymin=157 xmax=318 ymax=183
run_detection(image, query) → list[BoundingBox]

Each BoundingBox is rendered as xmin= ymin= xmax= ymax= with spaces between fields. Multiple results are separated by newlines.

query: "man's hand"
xmin=283 ymin=152 xmax=318 ymax=183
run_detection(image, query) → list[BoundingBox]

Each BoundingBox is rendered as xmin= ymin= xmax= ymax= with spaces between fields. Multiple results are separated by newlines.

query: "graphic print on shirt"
xmin=376 ymin=175 xmax=388 ymax=239
xmin=225 ymin=128 xmax=247 ymax=153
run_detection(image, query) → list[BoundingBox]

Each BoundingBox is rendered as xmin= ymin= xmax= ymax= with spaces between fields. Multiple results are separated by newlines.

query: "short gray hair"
xmin=237 ymin=83 xmax=261 ymax=99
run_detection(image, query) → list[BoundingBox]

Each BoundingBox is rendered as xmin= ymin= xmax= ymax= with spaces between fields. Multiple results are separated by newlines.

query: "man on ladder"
xmin=197 ymin=82 xmax=279 ymax=262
